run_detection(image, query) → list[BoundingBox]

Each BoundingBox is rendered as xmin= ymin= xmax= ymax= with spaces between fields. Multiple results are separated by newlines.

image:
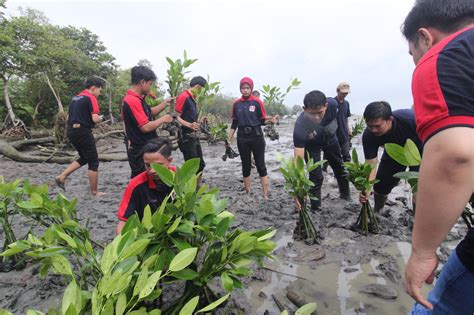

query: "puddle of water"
xmin=246 ymin=239 xmax=423 ymax=315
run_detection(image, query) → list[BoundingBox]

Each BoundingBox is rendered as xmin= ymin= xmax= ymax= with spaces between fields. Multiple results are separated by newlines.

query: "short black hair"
xmin=252 ymin=90 xmax=261 ymax=97
xmin=190 ymin=76 xmax=207 ymax=88
xmin=402 ymin=0 xmax=474 ymax=42
xmin=131 ymin=66 xmax=157 ymax=85
xmin=84 ymin=77 xmax=104 ymax=89
xmin=141 ymin=138 xmax=172 ymax=158
xmin=303 ymin=90 xmax=327 ymax=109
xmin=363 ymin=101 xmax=393 ymax=122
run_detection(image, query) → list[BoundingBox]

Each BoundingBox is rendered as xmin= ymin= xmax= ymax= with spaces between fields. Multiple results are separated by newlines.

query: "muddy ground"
xmin=0 ymin=119 xmax=468 ymax=314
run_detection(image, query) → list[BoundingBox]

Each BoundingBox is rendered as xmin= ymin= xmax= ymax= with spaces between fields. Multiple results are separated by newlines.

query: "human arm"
xmin=151 ymin=97 xmax=172 ymax=117
xmin=176 ymin=112 xmax=199 ymax=131
xmin=138 ymin=114 xmax=174 ymax=133
xmin=404 ymin=127 xmax=474 ymax=309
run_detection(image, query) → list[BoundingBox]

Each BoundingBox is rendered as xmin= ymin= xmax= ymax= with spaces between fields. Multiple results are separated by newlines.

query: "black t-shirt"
xmin=231 ymin=95 xmax=266 ymax=131
xmin=331 ymin=96 xmax=351 ymax=144
xmin=362 ymin=109 xmax=423 ymax=160
xmin=293 ymin=98 xmax=338 ymax=152
xmin=457 ymin=228 xmax=474 ymax=274
xmin=122 ymin=89 xmax=157 ymax=147
xmin=176 ymin=90 xmax=198 ymax=135
xmin=117 ymin=168 xmax=175 ymax=221
xmin=67 ymin=90 xmax=100 ymax=129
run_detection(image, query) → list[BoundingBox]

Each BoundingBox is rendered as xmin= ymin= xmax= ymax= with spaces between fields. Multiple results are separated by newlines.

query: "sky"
xmin=7 ymin=0 xmax=417 ymax=114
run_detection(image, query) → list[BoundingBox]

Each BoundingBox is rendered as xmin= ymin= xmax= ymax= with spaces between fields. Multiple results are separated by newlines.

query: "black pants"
xmin=128 ymin=145 xmax=145 ymax=178
xmin=178 ymin=136 xmax=206 ymax=173
xmin=237 ymin=134 xmax=267 ymax=177
xmin=67 ymin=127 xmax=99 ymax=171
xmin=309 ymin=142 xmax=347 ymax=205
xmin=374 ymin=152 xmax=419 ymax=195
xmin=323 ymin=140 xmax=351 ymax=163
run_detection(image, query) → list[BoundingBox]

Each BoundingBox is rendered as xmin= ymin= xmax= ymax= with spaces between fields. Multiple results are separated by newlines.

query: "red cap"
xmin=240 ymin=77 xmax=254 ymax=91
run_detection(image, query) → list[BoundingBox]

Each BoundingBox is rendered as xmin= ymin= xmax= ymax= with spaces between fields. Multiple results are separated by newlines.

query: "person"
xmin=293 ymin=90 xmax=351 ymax=211
xmin=55 ymin=77 xmax=106 ymax=196
xmin=401 ymin=0 xmax=474 ymax=313
xmin=116 ymin=138 xmax=176 ymax=234
xmin=333 ymin=82 xmax=352 ymax=162
xmin=175 ymin=76 xmax=207 ymax=186
xmin=227 ymin=77 xmax=278 ymax=200
xmin=359 ymin=102 xmax=423 ymax=213
xmin=122 ymin=65 xmax=173 ymax=178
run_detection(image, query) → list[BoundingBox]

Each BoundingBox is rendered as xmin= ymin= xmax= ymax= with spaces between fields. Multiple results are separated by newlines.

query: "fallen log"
xmin=0 ymin=140 xmax=127 ymax=163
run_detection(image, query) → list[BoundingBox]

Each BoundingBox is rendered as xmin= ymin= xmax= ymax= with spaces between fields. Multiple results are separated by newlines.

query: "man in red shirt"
xmin=55 ymin=77 xmax=106 ymax=196
xmin=122 ymin=66 xmax=173 ymax=178
xmin=116 ymin=138 xmax=176 ymax=234
xmin=402 ymin=0 xmax=474 ymax=312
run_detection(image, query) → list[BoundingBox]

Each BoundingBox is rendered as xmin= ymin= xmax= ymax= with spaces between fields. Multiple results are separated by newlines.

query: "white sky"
xmin=7 ymin=0 xmax=417 ymax=114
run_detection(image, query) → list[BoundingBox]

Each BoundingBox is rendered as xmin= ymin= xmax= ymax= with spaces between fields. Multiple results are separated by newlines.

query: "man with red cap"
xmin=227 ymin=77 xmax=278 ymax=200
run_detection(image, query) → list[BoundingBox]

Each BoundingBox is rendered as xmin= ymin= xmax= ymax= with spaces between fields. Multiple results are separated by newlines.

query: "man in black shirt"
xmin=55 ymin=77 xmax=106 ymax=196
xmin=122 ymin=66 xmax=173 ymax=178
xmin=360 ymin=101 xmax=422 ymax=213
xmin=175 ymin=76 xmax=207 ymax=186
xmin=293 ymin=90 xmax=351 ymax=211
xmin=333 ymin=81 xmax=352 ymax=162
xmin=116 ymin=138 xmax=176 ymax=234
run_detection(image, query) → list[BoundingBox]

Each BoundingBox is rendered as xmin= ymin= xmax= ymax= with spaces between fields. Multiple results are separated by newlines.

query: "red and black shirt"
xmin=412 ymin=26 xmax=474 ymax=274
xmin=117 ymin=166 xmax=176 ymax=221
xmin=412 ymin=26 xmax=474 ymax=143
xmin=231 ymin=95 xmax=267 ymax=132
xmin=67 ymin=90 xmax=100 ymax=129
xmin=175 ymin=90 xmax=198 ymax=135
xmin=122 ymin=89 xmax=157 ymax=146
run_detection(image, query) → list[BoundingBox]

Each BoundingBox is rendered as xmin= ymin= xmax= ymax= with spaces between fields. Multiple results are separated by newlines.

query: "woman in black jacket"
xmin=227 ymin=77 xmax=278 ymax=200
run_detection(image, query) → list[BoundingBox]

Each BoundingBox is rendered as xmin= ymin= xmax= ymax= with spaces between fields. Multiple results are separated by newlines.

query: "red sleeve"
xmin=117 ymin=183 xmax=136 ymax=221
xmin=90 ymin=96 xmax=99 ymax=114
xmin=124 ymin=96 xmax=149 ymax=128
xmin=175 ymin=93 xmax=187 ymax=113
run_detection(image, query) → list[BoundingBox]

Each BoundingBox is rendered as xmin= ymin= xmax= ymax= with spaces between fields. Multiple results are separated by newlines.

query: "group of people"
xmin=53 ymin=0 xmax=473 ymax=313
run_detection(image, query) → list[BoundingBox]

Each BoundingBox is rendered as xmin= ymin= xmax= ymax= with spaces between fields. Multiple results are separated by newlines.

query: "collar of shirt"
xmin=127 ymin=89 xmax=145 ymax=100
xmin=185 ymin=90 xmax=195 ymax=100
xmin=78 ymin=90 xmax=97 ymax=101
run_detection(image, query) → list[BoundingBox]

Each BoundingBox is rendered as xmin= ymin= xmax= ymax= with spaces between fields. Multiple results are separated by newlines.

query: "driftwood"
xmin=0 ymin=140 xmax=127 ymax=164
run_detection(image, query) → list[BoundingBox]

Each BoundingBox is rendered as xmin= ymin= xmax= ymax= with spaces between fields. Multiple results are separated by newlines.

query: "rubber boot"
xmin=310 ymin=188 xmax=322 ymax=212
xmin=373 ymin=192 xmax=388 ymax=213
xmin=337 ymin=178 xmax=351 ymax=201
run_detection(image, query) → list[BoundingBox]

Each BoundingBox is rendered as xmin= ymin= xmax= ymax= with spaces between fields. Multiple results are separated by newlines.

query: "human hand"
xmin=189 ymin=122 xmax=200 ymax=131
xmin=359 ymin=191 xmax=371 ymax=203
xmin=161 ymin=114 xmax=174 ymax=124
xmin=404 ymin=250 xmax=438 ymax=310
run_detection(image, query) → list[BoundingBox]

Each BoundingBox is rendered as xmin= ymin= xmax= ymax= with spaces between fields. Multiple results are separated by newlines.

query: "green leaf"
xmin=295 ymin=303 xmax=318 ymax=315
xmin=404 ymin=139 xmax=421 ymax=166
xmin=197 ymin=293 xmax=230 ymax=313
xmin=169 ymin=247 xmax=198 ymax=272
xmin=171 ymin=268 xmax=199 ymax=280
xmin=0 ymin=310 xmax=13 ymax=315
xmin=142 ymin=205 xmax=153 ymax=230
xmin=64 ymin=305 xmax=77 ymax=315
xmin=149 ymin=310 xmax=161 ymax=315
xmin=384 ymin=143 xmax=408 ymax=166
xmin=215 ymin=217 xmax=230 ymax=237
xmin=62 ymin=281 xmax=82 ymax=315
xmin=394 ymin=171 xmax=419 ymax=180
xmin=257 ymin=229 xmax=277 ymax=241
xmin=167 ymin=216 xmax=182 ymax=234
xmin=119 ymin=239 xmax=150 ymax=261
xmin=101 ymin=299 xmax=113 ymax=315
xmin=177 ymin=158 xmax=200 ymax=184
xmin=280 ymin=311 xmax=289 ymax=315
xmin=51 ymin=255 xmax=73 ymax=276
xmin=179 ymin=296 xmax=199 ymax=315
xmin=138 ymin=270 xmax=162 ymax=299
xmin=115 ymin=292 xmax=127 ymax=315
xmin=238 ymin=236 xmax=257 ymax=254
xmin=26 ymin=311 xmax=44 ymax=315
xmin=133 ymin=266 xmax=149 ymax=296
xmin=152 ymin=164 xmax=175 ymax=187
xmin=56 ymin=231 xmax=77 ymax=249
xmin=351 ymin=148 xmax=359 ymax=164
xmin=221 ymin=272 xmax=234 ymax=292
xmin=31 ymin=192 xmax=43 ymax=207
xmin=170 ymin=237 xmax=192 ymax=251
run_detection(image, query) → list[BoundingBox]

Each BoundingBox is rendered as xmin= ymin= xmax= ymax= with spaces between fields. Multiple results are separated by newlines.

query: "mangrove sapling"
xmin=344 ymin=149 xmax=379 ymax=235
xmin=165 ymin=50 xmax=197 ymax=112
xmin=385 ymin=139 xmax=474 ymax=228
xmin=351 ymin=117 xmax=366 ymax=138
xmin=279 ymin=155 xmax=324 ymax=244
xmin=2 ymin=159 xmax=276 ymax=314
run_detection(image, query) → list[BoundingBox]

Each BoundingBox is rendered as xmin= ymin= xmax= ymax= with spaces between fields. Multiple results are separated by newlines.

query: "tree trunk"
xmin=32 ymin=98 xmax=45 ymax=128
xmin=45 ymin=75 xmax=64 ymax=113
xmin=0 ymin=139 xmax=127 ymax=163
xmin=108 ymin=88 xmax=115 ymax=124
xmin=3 ymin=77 xmax=17 ymax=125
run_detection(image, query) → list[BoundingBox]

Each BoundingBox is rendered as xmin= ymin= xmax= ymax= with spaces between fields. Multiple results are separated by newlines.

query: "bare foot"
xmin=92 ymin=191 xmax=106 ymax=197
